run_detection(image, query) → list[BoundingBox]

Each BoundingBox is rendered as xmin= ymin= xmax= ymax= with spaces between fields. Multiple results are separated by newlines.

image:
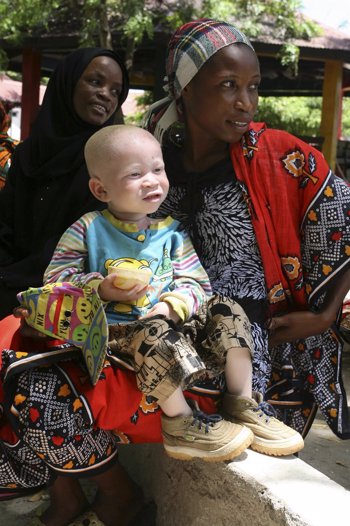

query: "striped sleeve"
xmin=160 ymin=229 xmax=212 ymax=319
xmin=44 ymin=212 xmax=103 ymax=288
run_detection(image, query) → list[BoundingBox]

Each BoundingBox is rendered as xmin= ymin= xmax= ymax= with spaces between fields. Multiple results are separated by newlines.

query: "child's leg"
xmin=155 ymin=359 xmax=253 ymax=463
xmin=218 ymin=313 xmax=304 ymax=457
xmin=159 ymin=386 xmax=192 ymax=417
xmin=189 ymin=295 xmax=304 ymax=457
xmin=109 ymin=317 xmax=206 ymax=404
xmin=110 ymin=317 xmax=254 ymax=463
xmin=225 ymin=346 xmax=252 ymax=398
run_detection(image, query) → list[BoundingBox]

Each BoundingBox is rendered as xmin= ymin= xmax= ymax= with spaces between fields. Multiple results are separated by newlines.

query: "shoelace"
xmin=191 ymin=410 xmax=222 ymax=434
xmin=253 ymin=401 xmax=277 ymax=423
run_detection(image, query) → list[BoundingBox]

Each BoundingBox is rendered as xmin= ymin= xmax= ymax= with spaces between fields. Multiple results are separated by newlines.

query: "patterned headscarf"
xmin=166 ymin=18 xmax=254 ymax=100
xmin=144 ymin=18 xmax=254 ymax=143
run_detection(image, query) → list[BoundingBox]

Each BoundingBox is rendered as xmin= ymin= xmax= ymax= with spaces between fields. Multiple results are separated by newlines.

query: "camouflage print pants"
xmin=108 ymin=295 xmax=253 ymax=404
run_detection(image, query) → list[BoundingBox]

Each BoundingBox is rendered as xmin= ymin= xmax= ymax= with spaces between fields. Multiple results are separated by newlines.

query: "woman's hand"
xmin=98 ymin=274 xmax=148 ymax=303
xmin=268 ymin=269 xmax=350 ymax=347
xmin=267 ymin=310 xmax=332 ymax=348
xmin=13 ymin=306 xmax=48 ymax=339
xmin=140 ymin=301 xmax=180 ymax=324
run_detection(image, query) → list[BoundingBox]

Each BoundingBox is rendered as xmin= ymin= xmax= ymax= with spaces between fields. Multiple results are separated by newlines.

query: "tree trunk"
xmin=98 ymin=0 xmax=112 ymax=49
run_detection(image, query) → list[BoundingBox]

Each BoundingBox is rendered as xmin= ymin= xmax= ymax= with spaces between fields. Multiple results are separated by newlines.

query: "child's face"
xmin=101 ymin=134 xmax=169 ymax=221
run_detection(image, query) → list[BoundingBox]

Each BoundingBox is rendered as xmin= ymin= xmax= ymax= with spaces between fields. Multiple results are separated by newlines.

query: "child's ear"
xmin=89 ymin=178 xmax=109 ymax=203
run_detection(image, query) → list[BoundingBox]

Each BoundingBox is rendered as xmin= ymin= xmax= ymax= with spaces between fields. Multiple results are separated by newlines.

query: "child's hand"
xmin=98 ymin=274 xmax=148 ymax=303
xmin=13 ymin=306 xmax=49 ymax=339
xmin=141 ymin=301 xmax=180 ymax=324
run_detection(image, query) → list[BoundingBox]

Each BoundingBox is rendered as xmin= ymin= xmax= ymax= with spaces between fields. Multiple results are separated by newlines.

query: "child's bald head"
xmin=84 ymin=125 xmax=159 ymax=181
xmin=85 ymin=125 xmax=168 ymax=220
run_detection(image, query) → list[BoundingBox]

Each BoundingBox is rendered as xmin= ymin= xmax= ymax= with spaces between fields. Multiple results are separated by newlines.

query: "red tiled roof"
xmin=0 ymin=74 xmax=46 ymax=104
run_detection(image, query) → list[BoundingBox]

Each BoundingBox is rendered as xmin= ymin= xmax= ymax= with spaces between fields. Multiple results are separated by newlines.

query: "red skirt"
xmin=0 ymin=315 xmax=219 ymax=446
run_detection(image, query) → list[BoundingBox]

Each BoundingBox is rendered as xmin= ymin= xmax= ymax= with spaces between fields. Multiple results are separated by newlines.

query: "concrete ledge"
xmin=119 ymin=444 xmax=350 ymax=525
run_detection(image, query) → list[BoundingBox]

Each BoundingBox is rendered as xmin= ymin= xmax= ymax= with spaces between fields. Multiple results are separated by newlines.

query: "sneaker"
xmin=161 ymin=408 xmax=253 ymax=462
xmin=222 ymin=392 xmax=304 ymax=457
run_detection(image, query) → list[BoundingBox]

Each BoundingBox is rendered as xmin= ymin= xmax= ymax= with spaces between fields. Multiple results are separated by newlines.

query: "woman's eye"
xmin=249 ymin=83 xmax=259 ymax=91
xmin=222 ymin=80 xmax=235 ymax=88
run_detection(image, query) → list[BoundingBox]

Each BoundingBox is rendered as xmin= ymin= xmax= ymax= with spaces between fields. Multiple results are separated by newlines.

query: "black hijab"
xmin=18 ymin=47 xmax=129 ymax=180
xmin=0 ymin=48 xmax=129 ymax=290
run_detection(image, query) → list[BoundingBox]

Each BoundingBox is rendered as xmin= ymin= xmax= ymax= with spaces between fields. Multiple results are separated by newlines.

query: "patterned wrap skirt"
xmin=0 ymin=295 xmax=251 ymax=490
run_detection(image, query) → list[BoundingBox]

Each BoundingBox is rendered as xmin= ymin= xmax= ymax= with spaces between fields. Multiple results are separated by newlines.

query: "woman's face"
xmin=182 ymin=44 xmax=260 ymax=145
xmin=73 ymin=56 xmax=124 ymax=126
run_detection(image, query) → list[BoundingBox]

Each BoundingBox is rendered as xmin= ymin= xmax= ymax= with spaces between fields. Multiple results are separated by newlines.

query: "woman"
xmin=144 ymin=18 xmax=350 ymax=439
xmin=0 ymin=48 xmax=147 ymax=526
xmin=0 ymin=47 xmax=128 ymax=319
xmin=0 ymin=100 xmax=19 ymax=191
xmin=0 ymin=19 xmax=349 ymax=526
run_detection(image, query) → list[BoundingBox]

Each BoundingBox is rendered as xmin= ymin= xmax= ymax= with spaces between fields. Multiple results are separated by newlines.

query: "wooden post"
xmin=320 ymin=60 xmax=343 ymax=170
xmin=20 ymin=48 xmax=41 ymax=140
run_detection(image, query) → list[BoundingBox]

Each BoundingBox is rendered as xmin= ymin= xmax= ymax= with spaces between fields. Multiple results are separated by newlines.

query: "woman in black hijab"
xmin=0 ymin=48 xmax=149 ymax=526
xmin=0 ymin=47 xmax=129 ymax=319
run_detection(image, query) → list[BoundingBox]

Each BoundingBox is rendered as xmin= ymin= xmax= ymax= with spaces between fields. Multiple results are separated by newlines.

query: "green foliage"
xmin=277 ymin=43 xmax=300 ymax=76
xmin=122 ymin=10 xmax=154 ymax=45
xmin=0 ymin=0 xmax=61 ymax=40
xmin=0 ymin=0 xmax=321 ymax=87
xmin=256 ymin=96 xmax=322 ymax=136
xmin=256 ymin=95 xmax=350 ymax=139
xmin=161 ymin=7 xmax=199 ymax=32
xmin=201 ymin=0 xmax=320 ymax=73
xmin=0 ymin=0 xmax=320 ymax=50
xmin=342 ymin=98 xmax=350 ymax=138
xmin=124 ymin=90 xmax=152 ymax=125
xmin=78 ymin=0 xmax=154 ymax=47
xmin=202 ymin=0 xmax=320 ymax=40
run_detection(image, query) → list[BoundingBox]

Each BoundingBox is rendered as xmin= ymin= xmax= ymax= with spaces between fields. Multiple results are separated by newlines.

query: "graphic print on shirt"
xmin=153 ymin=248 xmax=173 ymax=282
xmin=105 ymin=257 xmax=152 ymax=313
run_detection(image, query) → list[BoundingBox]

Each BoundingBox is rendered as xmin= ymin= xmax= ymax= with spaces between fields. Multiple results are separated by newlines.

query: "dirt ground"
xmin=1 ymin=346 xmax=349 ymax=525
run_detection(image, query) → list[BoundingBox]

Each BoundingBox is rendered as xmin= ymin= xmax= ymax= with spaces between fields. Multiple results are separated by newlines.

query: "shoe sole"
xmin=163 ymin=427 xmax=254 ymax=462
xmin=222 ymin=412 xmax=305 ymax=457
xmin=250 ymin=435 xmax=304 ymax=457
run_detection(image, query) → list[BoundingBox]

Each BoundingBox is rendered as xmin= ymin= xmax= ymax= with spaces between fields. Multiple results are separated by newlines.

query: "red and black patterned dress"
xmin=0 ymin=123 xmax=349 ymax=493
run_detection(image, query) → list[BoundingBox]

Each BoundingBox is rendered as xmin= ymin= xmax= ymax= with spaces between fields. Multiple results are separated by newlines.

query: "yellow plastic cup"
xmin=108 ymin=266 xmax=152 ymax=290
